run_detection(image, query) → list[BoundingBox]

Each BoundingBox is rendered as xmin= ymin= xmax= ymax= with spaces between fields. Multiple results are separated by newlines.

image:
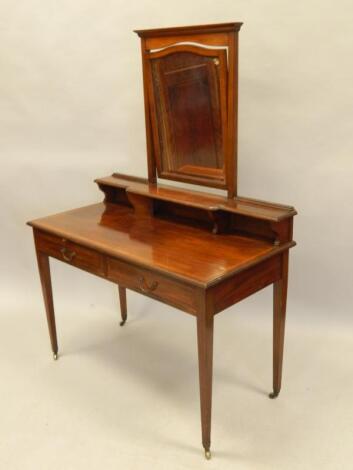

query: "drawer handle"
xmin=138 ymin=276 xmax=158 ymax=293
xmin=60 ymin=247 xmax=76 ymax=262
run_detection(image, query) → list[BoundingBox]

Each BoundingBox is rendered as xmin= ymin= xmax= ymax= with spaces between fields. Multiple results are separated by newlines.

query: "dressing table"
xmin=28 ymin=23 xmax=297 ymax=460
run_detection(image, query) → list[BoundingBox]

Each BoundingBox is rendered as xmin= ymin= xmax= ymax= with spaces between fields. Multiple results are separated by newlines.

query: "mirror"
xmin=149 ymin=46 xmax=228 ymax=187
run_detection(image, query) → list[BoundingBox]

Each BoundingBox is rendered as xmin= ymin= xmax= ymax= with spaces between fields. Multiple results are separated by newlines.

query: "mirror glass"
xmin=150 ymin=48 xmax=227 ymax=186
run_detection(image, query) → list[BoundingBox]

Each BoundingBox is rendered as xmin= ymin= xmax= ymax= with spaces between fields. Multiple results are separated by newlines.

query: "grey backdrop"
xmin=1 ymin=1 xmax=352 ymax=469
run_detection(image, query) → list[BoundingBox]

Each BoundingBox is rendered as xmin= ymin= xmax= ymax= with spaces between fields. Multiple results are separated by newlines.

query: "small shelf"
xmin=95 ymin=173 xmax=297 ymax=223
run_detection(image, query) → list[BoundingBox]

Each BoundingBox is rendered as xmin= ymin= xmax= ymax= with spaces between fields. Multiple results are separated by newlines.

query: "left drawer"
xmin=34 ymin=230 xmax=105 ymax=277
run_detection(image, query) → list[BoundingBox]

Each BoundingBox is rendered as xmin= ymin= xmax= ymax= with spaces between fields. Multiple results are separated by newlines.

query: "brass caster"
xmin=204 ymin=449 xmax=212 ymax=460
xmin=120 ymin=319 xmax=126 ymax=327
xmin=53 ymin=353 xmax=58 ymax=361
xmin=269 ymin=391 xmax=279 ymax=399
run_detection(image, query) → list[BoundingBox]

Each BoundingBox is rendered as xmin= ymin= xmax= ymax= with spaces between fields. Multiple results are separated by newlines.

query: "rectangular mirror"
xmin=148 ymin=45 xmax=228 ymax=188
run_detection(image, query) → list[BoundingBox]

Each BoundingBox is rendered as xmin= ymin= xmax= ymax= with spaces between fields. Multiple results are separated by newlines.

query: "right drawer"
xmin=107 ymin=257 xmax=197 ymax=315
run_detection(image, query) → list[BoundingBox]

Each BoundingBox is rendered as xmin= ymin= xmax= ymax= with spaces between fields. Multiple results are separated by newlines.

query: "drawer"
xmin=35 ymin=230 xmax=105 ymax=277
xmin=107 ymin=257 xmax=197 ymax=315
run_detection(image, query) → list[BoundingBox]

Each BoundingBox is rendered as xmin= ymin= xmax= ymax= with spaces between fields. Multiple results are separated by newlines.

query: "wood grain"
xmin=96 ymin=174 xmax=297 ymax=222
xmin=118 ymin=286 xmax=127 ymax=326
xmin=270 ymin=251 xmax=289 ymax=398
xmin=136 ymin=22 xmax=242 ymax=193
xmin=28 ymin=22 xmax=297 ymax=459
xmin=197 ymin=290 xmax=214 ymax=453
xmin=28 ymin=203 xmax=294 ymax=287
xmin=35 ymin=246 xmax=58 ymax=356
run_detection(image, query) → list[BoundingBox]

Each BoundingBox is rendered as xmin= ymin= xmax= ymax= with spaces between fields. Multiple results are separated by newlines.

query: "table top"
xmin=28 ymin=203 xmax=293 ymax=287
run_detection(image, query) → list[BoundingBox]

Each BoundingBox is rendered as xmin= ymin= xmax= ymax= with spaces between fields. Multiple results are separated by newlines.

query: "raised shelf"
xmin=95 ymin=173 xmax=297 ymax=223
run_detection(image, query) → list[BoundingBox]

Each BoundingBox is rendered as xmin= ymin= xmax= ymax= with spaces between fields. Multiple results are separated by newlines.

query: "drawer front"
xmin=107 ymin=257 xmax=197 ymax=315
xmin=35 ymin=231 xmax=105 ymax=276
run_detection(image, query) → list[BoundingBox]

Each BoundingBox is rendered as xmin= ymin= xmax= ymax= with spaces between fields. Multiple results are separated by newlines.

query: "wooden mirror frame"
xmin=135 ymin=23 xmax=243 ymax=198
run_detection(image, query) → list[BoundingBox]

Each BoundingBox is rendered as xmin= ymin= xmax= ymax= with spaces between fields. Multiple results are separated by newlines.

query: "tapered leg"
xmin=270 ymin=252 xmax=289 ymax=399
xmin=118 ymin=286 xmax=127 ymax=326
xmin=197 ymin=296 xmax=214 ymax=459
xmin=36 ymin=250 xmax=58 ymax=360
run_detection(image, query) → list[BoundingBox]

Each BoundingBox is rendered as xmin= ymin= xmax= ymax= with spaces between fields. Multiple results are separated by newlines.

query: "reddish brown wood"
xmin=148 ymin=46 xmax=227 ymax=183
xmin=95 ymin=175 xmax=297 ymax=222
xmin=126 ymin=192 xmax=154 ymax=216
xmin=136 ymin=23 xmax=242 ymax=193
xmin=118 ymin=286 xmax=127 ymax=326
xmin=270 ymin=251 xmax=289 ymax=399
xmin=140 ymin=38 xmax=157 ymax=184
xmin=35 ymin=245 xmax=58 ymax=357
xmin=28 ymin=23 xmax=297 ymax=459
xmin=28 ymin=203 xmax=294 ymax=287
xmin=144 ymin=33 xmax=229 ymax=52
xmin=197 ymin=290 xmax=214 ymax=454
xmin=207 ymin=210 xmax=229 ymax=234
xmin=209 ymin=255 xmax=282 ymax=314
xmin=134 ymin=22 xmax=243 ymax=39
xmin=135 ymin=24 xmax=243 ymax=54
xmin=34 ymin=230 xmax=106 ymax=278
xmin=107 ymin=255 xmax=198 ymax=314
xmin=225 ymin=32 xmax=238 ymax=199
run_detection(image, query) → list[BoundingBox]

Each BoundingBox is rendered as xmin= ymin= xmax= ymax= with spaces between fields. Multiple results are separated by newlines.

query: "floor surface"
xmin=1 ymin=270 xmax=352 ymax=470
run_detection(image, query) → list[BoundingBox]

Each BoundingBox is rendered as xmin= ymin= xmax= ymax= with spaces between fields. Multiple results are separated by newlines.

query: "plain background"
xmin=1 ymin=1 xmax=352 ymax=469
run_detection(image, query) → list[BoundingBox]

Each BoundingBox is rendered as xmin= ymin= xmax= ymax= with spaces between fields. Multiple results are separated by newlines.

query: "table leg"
xmin=36 ymin=250 xmax=58 ymax=360
xmin=197 ymin=299 xmax=214 ymax=460
xmin=118 ymin=286 xmax=127 ymax=326
xmin=270 ymin=251 xmax=289 ymax=399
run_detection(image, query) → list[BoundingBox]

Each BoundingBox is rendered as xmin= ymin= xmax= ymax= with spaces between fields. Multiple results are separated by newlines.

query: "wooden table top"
xmin=28 ymin=203 xmax=293 ymax=287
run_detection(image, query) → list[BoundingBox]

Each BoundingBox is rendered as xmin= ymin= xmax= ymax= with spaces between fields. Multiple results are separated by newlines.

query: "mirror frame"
xmin=135 ymin=22 xmax=242 ymax=198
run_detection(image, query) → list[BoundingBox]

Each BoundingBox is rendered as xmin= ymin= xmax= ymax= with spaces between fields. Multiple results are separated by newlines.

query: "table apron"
xmin=34 ymin=229 xmax=198 ymax=316
xmin=208 ymin=254 xmax=282 ymax=314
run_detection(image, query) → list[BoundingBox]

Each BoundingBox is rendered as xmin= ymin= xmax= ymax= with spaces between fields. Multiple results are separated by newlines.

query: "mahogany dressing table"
xmin=28 ymin=23 xmax=297 ymax=460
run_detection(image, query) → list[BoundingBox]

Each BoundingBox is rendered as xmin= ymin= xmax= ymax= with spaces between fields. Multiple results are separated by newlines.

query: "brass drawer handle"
xmin=138 ymin=276 xmax=158 ymax=293
xmin=60 ymin=247 xmax=76 ymax=262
